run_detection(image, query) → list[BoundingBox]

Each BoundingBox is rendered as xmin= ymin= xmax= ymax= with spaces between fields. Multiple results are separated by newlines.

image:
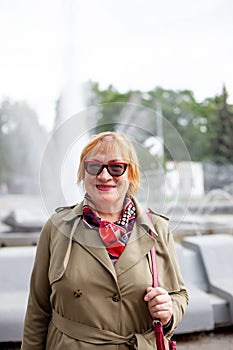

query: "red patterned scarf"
xmin=82 ymin=196 xmax=136 ymax=264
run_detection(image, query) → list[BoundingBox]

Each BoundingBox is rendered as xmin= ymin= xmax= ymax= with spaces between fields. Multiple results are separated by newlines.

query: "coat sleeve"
xmin=152 ymin=214 xmax=189 ymax=338
xmin=164 ymin=229 xmax=189 ymax=338
xmin=21 ymin=219 xmax=52 ymax=350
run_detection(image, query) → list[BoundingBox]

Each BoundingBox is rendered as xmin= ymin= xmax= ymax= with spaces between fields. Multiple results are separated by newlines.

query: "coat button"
xmin=112 ymin=293 xmax=121 ymax=302
xmin=74 ymin=289 xmax=82 ymax=298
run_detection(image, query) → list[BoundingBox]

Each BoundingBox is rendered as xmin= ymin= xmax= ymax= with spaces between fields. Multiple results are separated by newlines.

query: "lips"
xmin=96 ymin=185 xmax=116 ymax=191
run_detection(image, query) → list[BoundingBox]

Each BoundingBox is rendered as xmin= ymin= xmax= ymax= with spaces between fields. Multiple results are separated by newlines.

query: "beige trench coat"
xmin=21 ymin=199 xmax=188 ymax=350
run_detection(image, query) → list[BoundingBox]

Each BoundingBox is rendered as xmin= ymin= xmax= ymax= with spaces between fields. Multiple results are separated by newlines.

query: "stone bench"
xmin=175 ymin=244 xmax=214 ymax=334
xmin=182 ymin=234 xmax=233 ymax=325
xmin=175 ymin=240 xmax=231 ymax=334
xmin=0 ymin=246 xmax=36 ymax=342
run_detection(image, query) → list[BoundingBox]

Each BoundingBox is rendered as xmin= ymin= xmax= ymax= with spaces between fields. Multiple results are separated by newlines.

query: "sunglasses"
xmin=84 ymin=160 xmax=128 ymax=177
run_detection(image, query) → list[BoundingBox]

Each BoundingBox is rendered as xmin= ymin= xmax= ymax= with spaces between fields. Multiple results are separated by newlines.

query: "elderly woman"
xmin=21 ymin=131 xmax=188 ymax=350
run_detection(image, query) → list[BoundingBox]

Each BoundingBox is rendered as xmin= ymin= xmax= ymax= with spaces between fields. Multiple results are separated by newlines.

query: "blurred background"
xmin=0 ymin=0 xmax=233 ymax=348
xmin=0 ymin=0 xmax=233 ymax=234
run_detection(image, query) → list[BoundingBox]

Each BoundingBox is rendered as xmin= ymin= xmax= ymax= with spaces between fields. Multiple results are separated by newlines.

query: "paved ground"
xmin=0 ymin=344 xmax=20 ymax=350
xmin=0 ymin=329 xmax=233 ymax=350
xmin=176 ymin=328 xmax=233 ymax=350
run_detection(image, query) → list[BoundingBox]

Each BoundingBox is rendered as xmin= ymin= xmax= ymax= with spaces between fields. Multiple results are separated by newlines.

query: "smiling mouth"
xmin=96 ymin=185 xmax=116 ymax=191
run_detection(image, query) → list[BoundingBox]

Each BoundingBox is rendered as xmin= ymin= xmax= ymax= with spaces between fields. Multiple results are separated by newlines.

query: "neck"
xmin=85 ymin=196 xmax=124 ymax=222
xmin=94 ymin=209 xmax=122 ymax=222
xmin=84 ymin=193 xmax=130 ymax=222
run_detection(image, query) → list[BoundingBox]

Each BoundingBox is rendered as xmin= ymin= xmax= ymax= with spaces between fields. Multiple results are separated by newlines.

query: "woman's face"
xmin=83 ymin=151 xmax=130 ymax=211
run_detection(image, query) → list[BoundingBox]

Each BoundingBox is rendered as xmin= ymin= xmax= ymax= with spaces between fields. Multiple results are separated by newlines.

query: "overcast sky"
xmin=0 ymin=0 xmax=233 ymax=130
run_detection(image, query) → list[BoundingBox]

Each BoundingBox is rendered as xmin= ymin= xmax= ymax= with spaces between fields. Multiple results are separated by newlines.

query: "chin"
xmin=99 ymin=192 xmax=121 ymax=202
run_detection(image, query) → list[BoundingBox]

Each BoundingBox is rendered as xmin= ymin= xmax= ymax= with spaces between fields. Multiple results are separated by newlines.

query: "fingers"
xmin=144 ymin=286 xmax=167 ymax=301
xmin=144 ymin=287 xmax=173 ymax=325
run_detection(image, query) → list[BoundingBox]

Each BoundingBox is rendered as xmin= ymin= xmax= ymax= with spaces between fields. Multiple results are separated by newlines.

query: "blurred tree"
xmin=85 ymin=81 xmax=138 ymax=133
xmin=210 ymin=85 xmax=233 ymax=163
xmin=0 ymin=98 xmax=48 ymax=193
xmin=0 ymin=99 xmax=12 ymax=191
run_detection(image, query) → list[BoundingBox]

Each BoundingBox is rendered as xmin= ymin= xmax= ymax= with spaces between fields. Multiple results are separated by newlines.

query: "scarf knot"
xmin=82 ymin=196 xmax=136 ymax=264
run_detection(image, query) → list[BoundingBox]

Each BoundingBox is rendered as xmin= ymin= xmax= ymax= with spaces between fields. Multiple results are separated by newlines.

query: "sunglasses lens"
xmin=108 ymin=163 xmax=126 ymax=176
xmin=85 ymin=162 xmax=102 ymax=175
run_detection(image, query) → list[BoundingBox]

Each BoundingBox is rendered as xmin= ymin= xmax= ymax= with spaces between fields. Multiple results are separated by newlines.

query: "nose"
xmin=97 ymin=166 xmax=112 ymax=180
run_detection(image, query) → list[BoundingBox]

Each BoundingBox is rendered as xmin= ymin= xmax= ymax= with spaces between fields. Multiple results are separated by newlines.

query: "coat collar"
xmin=59 ymin=201 xmax=84 ymax=222
xmin=132 ymin=197 xmax=158 ymax=237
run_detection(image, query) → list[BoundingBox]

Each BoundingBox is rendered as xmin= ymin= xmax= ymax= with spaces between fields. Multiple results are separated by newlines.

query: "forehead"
xmin=86 ymin=152 xmax=124 ymax=163
xmin=86 ymin=139 xmax=130 ymax=161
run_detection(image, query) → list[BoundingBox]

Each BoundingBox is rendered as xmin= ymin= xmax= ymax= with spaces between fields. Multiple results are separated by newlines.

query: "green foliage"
xmin=85 ymin=81 xmax=232 ymax=163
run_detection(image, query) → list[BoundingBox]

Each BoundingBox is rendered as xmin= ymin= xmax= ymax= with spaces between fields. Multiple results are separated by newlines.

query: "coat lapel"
xmin=60 ymin=199 xmax=157 ymax=281
xmin=73 ymin=220 xmax=117 ymax=279
xmin=115 ymin=219 xmax=156 ymax=277
xmin=115 ymin=198 xmax=158 ymax=277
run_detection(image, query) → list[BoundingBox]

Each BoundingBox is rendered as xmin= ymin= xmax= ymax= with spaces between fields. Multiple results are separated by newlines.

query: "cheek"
xmin=118 ymin=177 xmax=130 ymax=190
xmin=83 ymin=174 xmax=93 ymax=188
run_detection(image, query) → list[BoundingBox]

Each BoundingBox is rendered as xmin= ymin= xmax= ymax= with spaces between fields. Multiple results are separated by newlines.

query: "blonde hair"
xmin=77 ymin=131 xmax=140 ymax=196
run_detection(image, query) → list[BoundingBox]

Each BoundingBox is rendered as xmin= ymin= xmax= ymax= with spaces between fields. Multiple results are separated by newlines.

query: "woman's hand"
xmin=144 ymin=287 xmax=173 ymax=326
